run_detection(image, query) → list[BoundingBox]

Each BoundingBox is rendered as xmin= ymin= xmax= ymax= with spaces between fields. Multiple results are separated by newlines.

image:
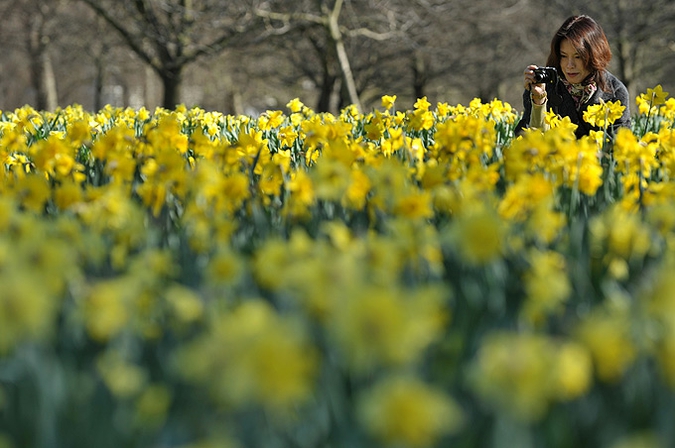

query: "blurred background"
xmin=1 ymin=0 xmax=674 ymax=115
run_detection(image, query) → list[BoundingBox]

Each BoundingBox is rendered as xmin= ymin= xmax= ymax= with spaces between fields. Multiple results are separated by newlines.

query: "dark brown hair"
xmin=545 ymin=15 xmax=612 ymax=91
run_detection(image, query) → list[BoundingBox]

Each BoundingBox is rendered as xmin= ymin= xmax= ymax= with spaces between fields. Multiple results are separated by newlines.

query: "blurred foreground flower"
xmin=327 ymin=284 xmax=449 ymax=373
xmin=357 ymin=374 xmax=464 ymax=447
xmin=469 ymin=331 xmax=592 ymax=421
xmin=175 ymin=300 xmax=317 ymax=414
xmin=447 ymin=205 xmax=506 ymax=265
xmin=575 ymin=296 xmax=638 ymax=383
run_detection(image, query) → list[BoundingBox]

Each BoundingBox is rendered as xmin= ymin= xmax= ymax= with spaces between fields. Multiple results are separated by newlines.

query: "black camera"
xmin=533 ymin=66 xmax=557 ymax=84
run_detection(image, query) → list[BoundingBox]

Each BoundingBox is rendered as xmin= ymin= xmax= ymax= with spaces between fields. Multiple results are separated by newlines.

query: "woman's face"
xmin=559 ymin=39 xmax=591 ymax=84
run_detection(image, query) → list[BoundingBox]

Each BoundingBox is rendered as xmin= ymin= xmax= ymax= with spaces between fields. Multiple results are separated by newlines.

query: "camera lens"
xmin=533 ymin=67 xmax=556 ymax=84
xmin=534 ymin=70 xmax=549 ymax=83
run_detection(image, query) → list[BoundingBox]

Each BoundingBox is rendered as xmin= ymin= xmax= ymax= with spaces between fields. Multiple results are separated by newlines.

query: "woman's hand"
xmin=524 ymin=64 xmax=547 ymax=105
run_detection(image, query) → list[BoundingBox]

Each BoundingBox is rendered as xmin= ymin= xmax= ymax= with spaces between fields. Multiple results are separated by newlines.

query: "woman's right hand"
xmin=524 ymin=64 xmax=547 ymax=105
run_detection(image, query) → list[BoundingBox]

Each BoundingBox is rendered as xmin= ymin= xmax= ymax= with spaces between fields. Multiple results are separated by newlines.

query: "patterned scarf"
xmin=561 ymin=78 xmax=597 ymax=109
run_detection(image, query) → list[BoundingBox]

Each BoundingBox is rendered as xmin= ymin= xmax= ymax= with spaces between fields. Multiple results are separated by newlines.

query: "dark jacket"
xmin=515 ymin=70 xmax=631 ymax=139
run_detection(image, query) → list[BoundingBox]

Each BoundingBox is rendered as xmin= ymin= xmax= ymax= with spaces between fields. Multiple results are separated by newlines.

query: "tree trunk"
xmin=42 ymin=51 xmax=58 ymax=111
xmin=230 ymin=90 xmax=244 ymax=116
xmin=27 ymin=13 xmax=59 ymax=111
xmin=327 ymin=0 xmax=362 ymax=113
xmin=614 ymin=37 xmax=637 ymax=100
xmin=145 ymin=66 xmax=156 ymax=108
xmin=91 ymin=16 xmax=107 ymax=112
xmin=412 ymin=51 xmax=428 ymax=100
xmin=29 ymin=52 xmax=47 ymax=110
xmin=160 ymin=67 xmax=183 ymax=109
xmin=316 ymin=71 xmax=337 ymax=113
xmin=29 ymin=49 xmax=58 ymax=111
xmin=93 ymin=55 xmax=105 ymax=112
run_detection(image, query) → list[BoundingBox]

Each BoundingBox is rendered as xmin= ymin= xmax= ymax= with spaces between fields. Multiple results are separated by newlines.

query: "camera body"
xmin=533 ymin=66 xmax=558 ymax=84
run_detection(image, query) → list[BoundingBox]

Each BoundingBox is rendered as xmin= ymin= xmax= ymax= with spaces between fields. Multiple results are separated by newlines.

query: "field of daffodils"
xmin=0 ymin=87 xmax=674 ymax=448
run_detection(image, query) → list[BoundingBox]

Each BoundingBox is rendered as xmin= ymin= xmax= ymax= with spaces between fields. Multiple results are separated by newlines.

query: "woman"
xmin=515 ymin=15 xmax=631 ymax=138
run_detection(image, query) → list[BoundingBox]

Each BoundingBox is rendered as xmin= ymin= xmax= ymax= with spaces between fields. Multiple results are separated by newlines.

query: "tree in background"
xmin=0 ymin=1 xmax=673 ymax=113
xmin=254 ymin=0 xmax=408 ymax=113
xmin=251 ymin=0 xmax=550 ymax=112
xmin=3 ymin=0 xmax=68 ymax=111
xmin=78 ymin=0 xmax=263 ymax=109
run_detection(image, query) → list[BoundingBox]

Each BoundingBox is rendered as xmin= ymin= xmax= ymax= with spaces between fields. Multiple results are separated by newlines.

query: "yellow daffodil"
xmin=2 ymin=89 xmax=675 ymax=445
xmin=357 ymin=375 xmax=464 ymax=447
xmin=583 ymin=100 xmax=626 ymax=128
xmin=521 ymin=249 xmax=571 ymax=327
xmin=647 ymin=84 xmax=669 ymax=106
xmin=469 ymin=331 xmax=592 ymax=421
xmin=413 ymin=96 xmax=431 ymax=112
xmin=175 ymin=300 xmax=317 ymax=413
xmin=381 ymin=94 xmax=397 ymax=110
xmin=575 ymin=296 xmax=637 ymax=383
xmin=450 ymin=206 xmax=506 ymax=265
